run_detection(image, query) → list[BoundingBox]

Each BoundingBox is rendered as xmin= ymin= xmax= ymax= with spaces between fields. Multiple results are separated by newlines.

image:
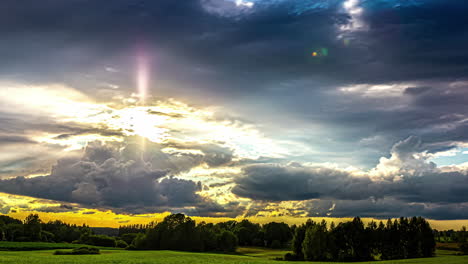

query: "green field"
xmin=238 ymin=247 xmax=291 ymax=259
xmin=0 ymin=241 xmax=112 ymax=251
xmin=0 ymin=248 xmax=466 ymax=264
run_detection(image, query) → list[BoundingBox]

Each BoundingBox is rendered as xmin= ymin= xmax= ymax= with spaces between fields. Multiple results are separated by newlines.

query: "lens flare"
xmin=137 ymin=53 xmax=149 ymax=104
xmin=136 ymin=49 xmax=151 ymax=151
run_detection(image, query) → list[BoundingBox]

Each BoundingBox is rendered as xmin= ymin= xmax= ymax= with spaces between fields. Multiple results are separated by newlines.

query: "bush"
xmin=115 ymin=239 xmax=128 ymax=248
xmin=121 ymin=233 xmax=138 ymax=245
xmin=126 ymin=244 xmax=137 ymax=250
xmin=54 ymin=247 xmax=100 ymax=255
xmin=284 ymin=253 xmax=299 ymax=261
xmin=131 ymin=233 xmax=147 ymax=250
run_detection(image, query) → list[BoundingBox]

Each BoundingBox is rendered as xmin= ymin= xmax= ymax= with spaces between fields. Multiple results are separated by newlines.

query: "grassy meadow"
xmin=0 ymin=242 xmax=466 ymax=264
xmin=0 ymin=241 xmax=110 ymax=251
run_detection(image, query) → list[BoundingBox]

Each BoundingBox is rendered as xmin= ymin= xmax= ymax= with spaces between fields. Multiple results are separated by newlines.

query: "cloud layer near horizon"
xmin=1 ymin=135 xmax=467 ymax=219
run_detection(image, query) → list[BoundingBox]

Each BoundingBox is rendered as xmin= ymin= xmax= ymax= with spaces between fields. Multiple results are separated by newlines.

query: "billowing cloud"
xmin=0 ymin=139 xmax=235 ymax=215
xmin=233 ymin=136 xmax=468 ymax=219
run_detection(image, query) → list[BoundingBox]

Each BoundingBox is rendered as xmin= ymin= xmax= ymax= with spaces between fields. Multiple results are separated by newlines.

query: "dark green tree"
xmin=217 ymin=230 xmax=238 ymax=252
xmin=24 ymin=214 xmax=42 ymax=241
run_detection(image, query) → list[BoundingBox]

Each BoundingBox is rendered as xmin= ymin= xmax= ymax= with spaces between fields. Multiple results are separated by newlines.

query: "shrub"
xmin=284 ymin=253 xmax=299 ymax=261
xmin=126 ymin=244 xmax=137 ymax=250
xmin=131 ymin=233 xmax=147 ymax=250
xmin=54 ymin=247 xmax=100 ymax=255
xmin=121 ymin=233 xmax=138 ymax=245
xmin=115 ymin=239 xmax=128 ymax=248
xmin=72 ymin=247 xmax=100 ymax=255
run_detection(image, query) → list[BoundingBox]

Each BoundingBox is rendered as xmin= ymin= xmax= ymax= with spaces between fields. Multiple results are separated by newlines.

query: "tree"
xmin=302 ymin=221 xmax=328 ymax=261
xmin=457 ymin=226 xmax=467 ymax=243
xmin=419 ymin=217 xmax=435 ymax=257
xmin=331 ymin=217 xmax=372 ymax=261
xmin=292 ymin=220 xmax=314 ymax=260
xmin=217 ymin=230 xmax=237 ymax=252
xmin=263 ymin=222 xmax=292 ymax=248
xmin=233 ymin=220 xmax=261 ymax=246
xmin=24 ymin=214 xmax=42 ymax=241
xmin=198 ymin=222 xmax=218 ymax=251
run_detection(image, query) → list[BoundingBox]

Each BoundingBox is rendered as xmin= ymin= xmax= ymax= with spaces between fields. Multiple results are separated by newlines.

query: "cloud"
xmin=232 ymin=163 xmax=374 ymax=201
xmin=304 ymin=198 xmax=468 ymax=220
xmin=0 ymin=139 xmax=230 ymax=215
xmin=201 ymin=0 xmax=255 ymax=17
xmin=34 ymin=204 xmax=79 ymax=213
xmin=404 ymin=86 xmax=432 ymax=95
xmin=0 ymin=199 xmax=11 ymax=214
xmin=164 ymin=141 xmax=234 ymax=167
xmin=232 ymin=136 xmax=468 ymax=219
xmin=0 ymin=135 xmax=36 ymax=145
xmin=340 ymin=0 xmax=367 ymax=33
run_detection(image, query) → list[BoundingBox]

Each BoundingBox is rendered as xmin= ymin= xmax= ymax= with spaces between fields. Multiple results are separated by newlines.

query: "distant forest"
xmin=1 ymin=213 xmax=467 ymax=261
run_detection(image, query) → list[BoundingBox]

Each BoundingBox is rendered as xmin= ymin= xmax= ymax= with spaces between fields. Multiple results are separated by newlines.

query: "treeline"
xmin=120 ymin=217 xmax=291 ymax=250
xmin=0 ymin=214 xmax=89 ymax=243
xmin=1 ymin=213 xmax=443 ymax=261
xmin=434 ymin=226 xmax=468 ymax=255
xmin=0 ymin=214 xmax=126 ymax=248
xmin=288 ymin=217 xmax=435 ymax=262
xmin=434 ymin=226 xmax=467 ymax=243
xmin=122 ymin=213 xmax=292 ymax=252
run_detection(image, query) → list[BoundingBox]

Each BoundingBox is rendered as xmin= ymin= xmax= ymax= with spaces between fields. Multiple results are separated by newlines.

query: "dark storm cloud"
xmin=403 ymin=87 xmax=432 ymax=95
xmin=369 ymin=84 xmax=466 ymax=142
xmin=303 ymin=199 xmax=468 ymax=220
xmin=0 ymin=140 xmax=232 ymax=215
xmin=232 ymin=163 xmax=373 ymax=201
xmin=5 ymin=0 xmax=466 ymax=87
xmin=35 ymin=204 xmax=79 ymax=213
xmin=232 ymin=136 xmax=468 ymax=219
xmin=1 ymin=0 xmax=467 ymax=99
xmin=232 ymin=163 xmax=468 ymax=204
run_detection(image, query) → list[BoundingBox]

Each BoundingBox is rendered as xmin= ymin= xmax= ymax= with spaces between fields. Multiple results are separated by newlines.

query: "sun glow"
xmin=0 ymin=82 xmax=290 ymax=159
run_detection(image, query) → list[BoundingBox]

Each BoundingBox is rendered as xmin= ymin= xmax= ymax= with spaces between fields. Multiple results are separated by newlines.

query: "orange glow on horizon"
xmin=1 ymin=191 xmax=466 ymax=231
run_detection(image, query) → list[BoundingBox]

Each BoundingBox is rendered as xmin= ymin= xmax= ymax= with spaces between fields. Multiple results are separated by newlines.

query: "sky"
xmin=0 ymin=0 xmax=468 ymax=228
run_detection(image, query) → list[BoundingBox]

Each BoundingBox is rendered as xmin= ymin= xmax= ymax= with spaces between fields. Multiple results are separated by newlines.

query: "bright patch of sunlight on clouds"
xmin=339 ymin=83 xmax=416 ymax=97
xmin=0 ymin=82 xmax=292 ymax=159
xmin=236 ymin=0 xmax=254 ymax=8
